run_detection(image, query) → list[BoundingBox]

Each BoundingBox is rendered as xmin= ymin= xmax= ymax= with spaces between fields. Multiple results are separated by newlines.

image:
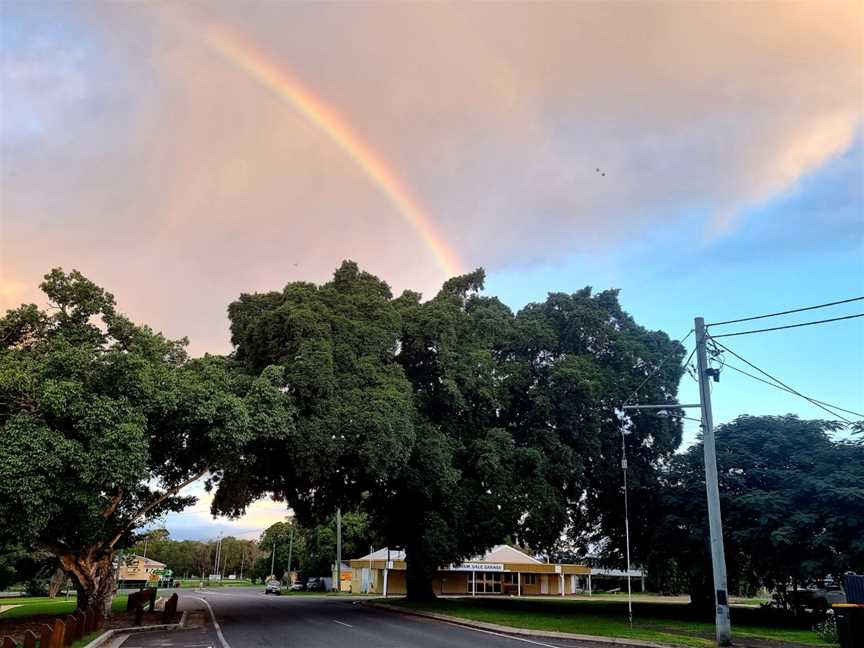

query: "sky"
xmin=1 ymin=1 xmax=862 ymax=541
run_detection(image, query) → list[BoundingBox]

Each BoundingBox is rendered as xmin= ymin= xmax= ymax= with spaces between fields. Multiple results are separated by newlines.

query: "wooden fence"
xmin=0 ymin=588 xmax=180 ymax=648
xmin=0 ymin=607 xmax=101 ymax=648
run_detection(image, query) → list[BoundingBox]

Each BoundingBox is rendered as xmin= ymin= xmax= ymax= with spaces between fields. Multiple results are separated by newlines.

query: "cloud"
xmin=153 ymin=481 xmax=289 ymax=541
xmin=1 ymin=1 xmax=861 ymax=354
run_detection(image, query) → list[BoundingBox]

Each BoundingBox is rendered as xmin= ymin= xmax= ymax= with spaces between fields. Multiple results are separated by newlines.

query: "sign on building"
xmin=452 ymin=562 xmax=504 ymax=572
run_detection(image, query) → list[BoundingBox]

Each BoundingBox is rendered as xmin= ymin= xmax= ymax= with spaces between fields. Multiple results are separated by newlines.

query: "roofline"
xmin=490 ymin=544 xmax=542 ymax=564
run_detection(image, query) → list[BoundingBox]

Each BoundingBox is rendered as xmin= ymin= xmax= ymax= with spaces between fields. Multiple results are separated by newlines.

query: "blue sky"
xmin=487 ymin=142 xmax=864 ymax=446
xmin=2 ymin=1 xmax=861 ymax=541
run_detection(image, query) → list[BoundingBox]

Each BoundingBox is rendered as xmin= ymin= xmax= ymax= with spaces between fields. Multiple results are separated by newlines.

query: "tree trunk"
xmin=57 ymin=551 xmax=117 ymax=619
xmin=404 ymin=542 xmax=437 ymax=601
xmin=47 ymin=567 xmax=67 ymax=598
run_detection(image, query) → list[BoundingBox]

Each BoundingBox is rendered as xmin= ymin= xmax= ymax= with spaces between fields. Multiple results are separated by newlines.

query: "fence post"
xmin=85 ymin=608 xmax=96 ymax=633
xmin=63 ymin=615 xmax=76 ymax=646
xmin=49 ymin=618 xmax=65 ymax=648
xmin=148 ymin=588 xmax=156 ymax=612
xmin=126 ymin=591 xmax=137 ymax=612
xmin=162 ymin=592 xmax=178 ymax=624
xmin=75 ymin=610 xmax=87 ymax=640
xmin=134 ymin=603 xmax=144 ymax=626
xmin=39 ymin=624 xmax=53 ymax=648
xmin=2 ymin=636 xmax=16 ymax=648
xmin=22 ymin=630 xmax=38 ymax=648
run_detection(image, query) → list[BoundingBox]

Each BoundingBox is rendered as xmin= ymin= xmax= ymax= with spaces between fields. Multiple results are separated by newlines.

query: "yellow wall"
xmin=351 ymin=565 xmax=586 ymax=595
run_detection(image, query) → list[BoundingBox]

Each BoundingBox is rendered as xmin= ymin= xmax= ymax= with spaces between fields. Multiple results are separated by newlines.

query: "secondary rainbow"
xmin=205 ymin=26 xmax=463 ymax=278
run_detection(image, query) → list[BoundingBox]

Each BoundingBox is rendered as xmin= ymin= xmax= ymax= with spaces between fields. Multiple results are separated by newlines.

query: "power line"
xmin=709 ymin=338 xmax=853 ymax=423
xmin=722 ymin=362 xmax=863 ymax=419
xmin=709 ymin=313 xmax=864 ymax=338
xmin=623 ymin=329 xmax=694 ymax=406
xmin=708 ymin=296 xmax=864 ymax=327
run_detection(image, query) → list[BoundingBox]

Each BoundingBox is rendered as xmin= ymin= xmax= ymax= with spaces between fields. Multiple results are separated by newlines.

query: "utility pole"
xmin=620 ymin=429 xmax=633 ymax=627
xmin=240 ymin=546 xmax=245 ymax=581
xmin=270 ymin=539 xmax=277 ymax=580
xmin=695 ymin=317 xmax=732 ymax=646
xmin=287 ymin=527 xmax=295 ymax=585
xmin=335 ymin=508 xmax=342 ymax=593
xmin=383 ymin=548 xmax=390 ymax=597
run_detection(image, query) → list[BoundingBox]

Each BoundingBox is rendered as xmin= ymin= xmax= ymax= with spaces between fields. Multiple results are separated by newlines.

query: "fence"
xmin=0 ymin=607 xmax=102 ymax=648
xmin=0 ymin=589 xmax=179 ymax=648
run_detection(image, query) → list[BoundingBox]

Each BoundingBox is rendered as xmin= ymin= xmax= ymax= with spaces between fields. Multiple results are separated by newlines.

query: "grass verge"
xmin=0 ymin=595 xmax=128 ymax=620
xmin=390 ymin=597 xmax=832 ymax=648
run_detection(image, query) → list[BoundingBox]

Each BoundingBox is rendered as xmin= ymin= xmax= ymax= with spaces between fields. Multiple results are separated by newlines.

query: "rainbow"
xmin=205 ymin=26 xmax=463 ymax=278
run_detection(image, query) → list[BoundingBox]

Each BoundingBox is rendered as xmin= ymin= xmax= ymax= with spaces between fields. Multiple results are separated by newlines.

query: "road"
xmin=121 ymin=587 xmax=617 ymax=648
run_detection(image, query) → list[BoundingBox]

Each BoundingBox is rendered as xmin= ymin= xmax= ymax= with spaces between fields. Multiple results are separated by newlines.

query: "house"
xmin=332 ymin=561 xmax=352 ymax=592
xmin=350 ymin=545 xmax=591 ymax=596
xmin=118 ymin=555 xmax=168 ymax=587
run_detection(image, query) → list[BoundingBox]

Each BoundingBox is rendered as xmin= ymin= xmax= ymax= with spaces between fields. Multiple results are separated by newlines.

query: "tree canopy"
xmin=0 ymin=269 xmax=292 ymax=615
xmin=215 ymin=261 xmax=685 ymax=598
xmin=649 ymin=415 xmax=864 ymax=605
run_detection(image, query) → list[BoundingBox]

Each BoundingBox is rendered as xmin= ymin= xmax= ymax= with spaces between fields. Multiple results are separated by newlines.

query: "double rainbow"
xmin=205 ymin=26 xmax=463 ymax=278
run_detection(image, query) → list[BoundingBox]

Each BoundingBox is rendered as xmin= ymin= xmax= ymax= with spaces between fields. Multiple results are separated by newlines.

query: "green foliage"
xmin=252 ymin=511 xmax=379 ymax=579
xmin=218 ymin=261 xmax=684 ymax=597
xmin=0 ymin=269 xmax=293 ymax=612
xmin=650 ymin=415 xmax=864 ymax=603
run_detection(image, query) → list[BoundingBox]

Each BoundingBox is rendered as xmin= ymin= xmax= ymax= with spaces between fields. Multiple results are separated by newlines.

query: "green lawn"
xmin=0 ymin=595 xmax=128 ymax=620
xmin=391 ymin=597 xmax=833 ymax=648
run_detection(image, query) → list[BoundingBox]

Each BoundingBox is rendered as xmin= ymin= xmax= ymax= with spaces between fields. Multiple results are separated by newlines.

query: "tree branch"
xmin=101 ymin=488 xmax=124 ymax=518
xmin=107 ymin=468 xmax=208 ymax=549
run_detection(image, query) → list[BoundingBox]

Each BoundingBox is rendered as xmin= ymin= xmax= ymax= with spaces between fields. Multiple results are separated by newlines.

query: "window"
xmin=504 ymin=573 xmax=517 ymax=585
xmin=469 ymin=572 xmax=503 ymax=593
xmin=524 ymin=573 xmax=537 ymax=585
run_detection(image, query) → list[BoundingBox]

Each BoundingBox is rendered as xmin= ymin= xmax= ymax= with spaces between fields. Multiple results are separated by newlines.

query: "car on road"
xmin=289 ymin=582 xmax=305 ymax=591
xmin=306 ymin=577 xmax=326 ymax=591
xmin=264 ymin=579 xmax=282 ymax=595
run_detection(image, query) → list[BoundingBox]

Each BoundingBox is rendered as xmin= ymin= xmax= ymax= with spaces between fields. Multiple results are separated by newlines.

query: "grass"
xmin=390 ymin=597 xmax=833 ymax=648
xmin=0 ymin=595 xmax=128 ymax=620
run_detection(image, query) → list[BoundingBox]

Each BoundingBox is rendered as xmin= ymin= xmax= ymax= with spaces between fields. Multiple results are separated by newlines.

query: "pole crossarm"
xmin=622 ymin=403 xmax=701 ymax=410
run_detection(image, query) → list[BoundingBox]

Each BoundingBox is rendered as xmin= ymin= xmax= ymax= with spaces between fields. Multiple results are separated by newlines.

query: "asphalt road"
xmin=123 ymin=587 xmax=615 ymax=648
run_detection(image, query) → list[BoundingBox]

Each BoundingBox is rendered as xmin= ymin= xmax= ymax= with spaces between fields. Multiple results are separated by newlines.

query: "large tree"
xmin=215 ymin=262 xmax=685 ymax=599
xmin=649 ymin=415 xmax=864 ymax=607
xmin=0 ymin=270 xmax=293 ymax=617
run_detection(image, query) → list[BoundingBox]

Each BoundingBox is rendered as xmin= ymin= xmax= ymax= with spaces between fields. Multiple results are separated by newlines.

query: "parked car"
xmin=264 ymin=580 xmax=282 ymax=595
xmin=788 ymin=587 xmax=845 ymax=611
xmin=289 ymin=582 xmax=305 ymax=591
xmin=306 ymin=577 xmax=325 ymax=591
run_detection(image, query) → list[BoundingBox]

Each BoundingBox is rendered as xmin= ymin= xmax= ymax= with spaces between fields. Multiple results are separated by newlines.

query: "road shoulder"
xmin=366 ymin=601 xmax=680 ymax=648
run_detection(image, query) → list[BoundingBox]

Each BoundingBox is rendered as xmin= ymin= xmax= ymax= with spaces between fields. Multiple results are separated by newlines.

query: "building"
xmin=350 ymin=545 xmax=591 ymax=596
xmin=332 ymin=561 xmax=352 ymax=592
xmin=117 ymin=555 xmax=168 ymax=587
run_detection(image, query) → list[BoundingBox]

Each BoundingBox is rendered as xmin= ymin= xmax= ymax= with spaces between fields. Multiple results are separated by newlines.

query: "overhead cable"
xmin=708 ymin=296 xmax=864 ymax=327
xmin=709 ymin=338 xmax=853 ymax=423
xmin=722 ymin=362 xmax=863 ymax=419
xmin=622 ymin=329 xmax=694 ymax=406
xmin=709 ymin=313 xmax=864 ymax=339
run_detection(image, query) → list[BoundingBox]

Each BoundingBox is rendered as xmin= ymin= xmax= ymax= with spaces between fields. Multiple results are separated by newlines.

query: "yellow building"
xmin=118 ymin=555 xmax=167 ymax=586
xmin=350 ymin=545 xmax=590 ymax=596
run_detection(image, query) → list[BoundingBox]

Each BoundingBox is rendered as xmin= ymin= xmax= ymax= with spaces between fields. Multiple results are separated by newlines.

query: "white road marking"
xmin=189 ymin=596 xmax=232 ymax=648
xmin=333 ymin=620 xmax=354 ymax=628
xmin=426 ymin=618 xmax=565 ymax=648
